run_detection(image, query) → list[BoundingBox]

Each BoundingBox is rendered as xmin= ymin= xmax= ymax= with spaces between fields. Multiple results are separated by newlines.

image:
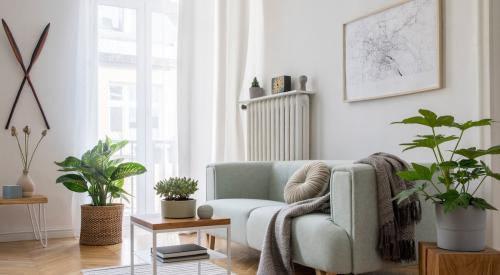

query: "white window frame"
xmin=92 ymin=0 xmax=178 ymax=214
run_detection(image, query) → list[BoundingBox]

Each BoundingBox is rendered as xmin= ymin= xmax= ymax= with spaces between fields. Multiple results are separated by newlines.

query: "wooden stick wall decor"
xmin=2 ymin=19 xmax=50 ymax=129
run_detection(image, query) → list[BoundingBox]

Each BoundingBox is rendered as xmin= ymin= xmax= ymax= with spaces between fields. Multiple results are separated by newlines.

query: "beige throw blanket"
xmin=357 ymin=152 xmax=422 ymax=262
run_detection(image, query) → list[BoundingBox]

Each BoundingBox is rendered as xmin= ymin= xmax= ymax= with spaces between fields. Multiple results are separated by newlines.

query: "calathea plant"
xmin=392 ymin=109 xmax=499 ymax=212
xmin=55 ymin=137 xmax=147 ymax=206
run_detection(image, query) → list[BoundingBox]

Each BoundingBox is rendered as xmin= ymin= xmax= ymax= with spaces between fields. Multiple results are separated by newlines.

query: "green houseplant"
xmin=392 ymin=109 xmax=499 ymax=251
xmin=55 ymin=137 xmax=146 ymax=245
xmin=154 ymin=177 xmax=198 ymax=219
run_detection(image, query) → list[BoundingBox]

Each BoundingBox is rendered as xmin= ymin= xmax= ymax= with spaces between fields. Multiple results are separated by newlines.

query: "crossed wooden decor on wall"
xmin=2 ymin=19 xmax=50 ymax=129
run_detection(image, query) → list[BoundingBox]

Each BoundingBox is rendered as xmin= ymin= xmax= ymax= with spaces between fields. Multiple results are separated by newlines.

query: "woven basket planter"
xmin=80 ymin=204 xmax=124 ymax=246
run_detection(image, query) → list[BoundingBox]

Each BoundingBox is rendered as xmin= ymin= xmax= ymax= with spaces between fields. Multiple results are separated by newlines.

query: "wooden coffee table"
xmin=130 ymin=214 xmax=231 ymax=275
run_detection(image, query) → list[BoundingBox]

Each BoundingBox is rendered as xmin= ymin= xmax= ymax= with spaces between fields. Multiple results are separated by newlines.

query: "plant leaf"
xmin=451 ymin=119 xmax=493 ymax=130
xmin=400 ymin=135 xmax=457 ymax=152
xmin=54 ymin=156 xmax=81 ymax=168
xmin=480 ymin=161 xmax=500 ymax=181
xmin=110 ymin=162 xmax=147 ymax=181
xmin=62 ymin=182 xmax=87 ymax=193
xmin=471 ymin=197 xmax=497 ymax=210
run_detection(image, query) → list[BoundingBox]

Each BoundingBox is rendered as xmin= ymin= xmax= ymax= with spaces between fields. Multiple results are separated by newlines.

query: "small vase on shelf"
xmin=17 ymin=170 xmax=35 ymax=197
xmin=10 ymin=126 xmax=48 ymax=198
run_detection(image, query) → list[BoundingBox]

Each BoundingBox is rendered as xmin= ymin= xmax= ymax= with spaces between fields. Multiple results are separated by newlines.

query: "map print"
xmin=344 ymin=0 xmax=440 ymax=101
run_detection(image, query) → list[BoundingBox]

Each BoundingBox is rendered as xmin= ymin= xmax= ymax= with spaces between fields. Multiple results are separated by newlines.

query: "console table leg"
xmin=27 ymin=204 xmax=48 ymax=247
xmin=27 ymin=205 xmax=40 ymax=240
xmin=40 ymin=204 xmax=47 ymax=247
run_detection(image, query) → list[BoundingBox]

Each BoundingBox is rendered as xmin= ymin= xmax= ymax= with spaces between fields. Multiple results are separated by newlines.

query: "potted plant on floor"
xmin=55 ymin=137 xmax=146 ymax=245
xmin=392 ymin=109 xmax=498 ymax=251
xmin=154 ymin=177 xmax=198 ymax=219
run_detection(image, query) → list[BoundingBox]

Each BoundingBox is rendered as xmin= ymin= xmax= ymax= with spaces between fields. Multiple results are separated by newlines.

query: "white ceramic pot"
xmin=435 ymin=203 xmax=486 ymax=251
xmin=17 ymin=170 xmax=34 ymax=197
xmin=161 ymin=199 xmax=196 ymax=219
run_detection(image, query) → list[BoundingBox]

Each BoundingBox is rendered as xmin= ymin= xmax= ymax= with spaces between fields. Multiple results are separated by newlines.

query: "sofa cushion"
xmin=247 ymin=207 xmax=352 ymax=274
xmin=204 ymin=199 xmax=285 ymax=245
xmin=284 ymin=161 xmax=330 ymax=203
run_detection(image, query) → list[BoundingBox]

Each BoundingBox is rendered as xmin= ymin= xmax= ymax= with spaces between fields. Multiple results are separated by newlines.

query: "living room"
xmin=0 ymin=0 xmax=499 ymax=274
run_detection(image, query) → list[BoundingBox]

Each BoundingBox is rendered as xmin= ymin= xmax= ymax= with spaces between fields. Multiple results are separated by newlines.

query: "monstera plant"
xmin=392 ymin=109 xmax=499 ymax=251
xmin=55 ymin=137 xmax=146 ymax=245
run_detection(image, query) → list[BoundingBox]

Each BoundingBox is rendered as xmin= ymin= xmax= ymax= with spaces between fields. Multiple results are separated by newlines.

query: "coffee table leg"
xmin=152 ymin=231 xmax=157 ymax=275
xmin=130 ymin=222 xmax=134 ymax=275
xmin=197 ymin=230 xmax=201 ymax=275
xmin=226 ymin=225 xmax=231 ymax=275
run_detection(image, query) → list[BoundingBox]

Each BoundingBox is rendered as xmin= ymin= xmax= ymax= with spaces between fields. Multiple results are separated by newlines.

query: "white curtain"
xmin=72 ymin=0 xmax=98 ymax=237
xmin=212 ymin=0 xmax=264 ymax=162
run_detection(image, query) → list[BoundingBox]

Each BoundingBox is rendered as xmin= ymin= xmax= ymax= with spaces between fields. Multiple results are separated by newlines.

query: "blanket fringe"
xmin=395 ymin=200 xmax=422 ymax=227
xmin=378 ymin=222 xmax=417 ymax=262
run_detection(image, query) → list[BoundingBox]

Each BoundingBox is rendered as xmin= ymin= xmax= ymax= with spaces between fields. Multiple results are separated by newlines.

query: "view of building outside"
xmin=96 ymin=0 xmax=178 ymax=215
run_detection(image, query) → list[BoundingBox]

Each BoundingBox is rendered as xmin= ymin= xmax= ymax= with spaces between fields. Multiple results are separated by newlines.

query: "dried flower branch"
xmin=10 ymin=125 xmax=48 ymax=172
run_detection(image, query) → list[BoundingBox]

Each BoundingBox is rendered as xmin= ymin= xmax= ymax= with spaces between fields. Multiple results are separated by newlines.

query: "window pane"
xmin=98 ymin=5 xmax=138 ymax=215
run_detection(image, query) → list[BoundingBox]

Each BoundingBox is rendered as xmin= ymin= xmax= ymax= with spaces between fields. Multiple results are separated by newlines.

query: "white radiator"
xmin=243 ymin=91 xmax=311 ymax=161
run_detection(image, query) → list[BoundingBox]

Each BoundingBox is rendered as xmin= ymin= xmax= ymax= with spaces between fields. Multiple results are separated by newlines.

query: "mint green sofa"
xmin=205 ymin=161 xmax=436 ymax=274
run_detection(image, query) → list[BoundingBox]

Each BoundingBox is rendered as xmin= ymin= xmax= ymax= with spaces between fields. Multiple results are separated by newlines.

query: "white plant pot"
xmin=161 ymin=199 xmax=196 ymax=219
xmin=17 ymin=170 xmax=34 ymax=197
xmin=435 ymin=203 xmax=486 ymax=251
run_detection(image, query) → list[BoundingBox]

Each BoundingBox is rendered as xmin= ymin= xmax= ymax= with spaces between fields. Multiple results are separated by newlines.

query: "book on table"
xmin=154 ymin=244 xmax=208 ymax=259
xmin=156 ymin=253 xmax=209 ymax=263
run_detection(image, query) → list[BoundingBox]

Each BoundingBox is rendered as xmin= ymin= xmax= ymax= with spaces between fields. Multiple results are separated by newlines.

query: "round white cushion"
xmin=284 ymin=161 xmax=330 ymax=204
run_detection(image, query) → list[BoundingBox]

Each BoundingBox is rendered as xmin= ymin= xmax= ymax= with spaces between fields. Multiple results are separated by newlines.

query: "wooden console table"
xmin=0 ymin=195 xmax=48 ymax=247
xmin=419 ymin=242 xmax=500 ymax=275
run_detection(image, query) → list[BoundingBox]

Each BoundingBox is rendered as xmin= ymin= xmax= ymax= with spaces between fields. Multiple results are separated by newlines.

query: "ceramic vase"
xmin=435 ymin=203 xmax=486 ymax=251
xmin=17 ymin=170 xmax=35 ymax=197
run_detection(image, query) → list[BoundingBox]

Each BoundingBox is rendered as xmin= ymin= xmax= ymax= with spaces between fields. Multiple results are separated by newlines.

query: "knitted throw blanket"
xmin=357 ymin=152 xmax=422 ymax=262
xmin=256 ymin=194 xmax=330 ymax=275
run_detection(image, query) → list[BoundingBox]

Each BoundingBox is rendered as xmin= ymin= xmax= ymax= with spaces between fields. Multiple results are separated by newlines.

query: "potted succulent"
xmin=154 ymin=177 xmax=198 ymax=219
xmin=392 ymin=109 xmax=498 ymax=251
xmin=249 ymin=77 xmax=265 ymax=99
xmin=55 ymin=137 xmax=146 ymax=245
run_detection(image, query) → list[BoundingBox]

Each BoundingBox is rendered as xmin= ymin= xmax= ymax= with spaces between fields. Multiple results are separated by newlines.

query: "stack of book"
xmin=154 ymin=244 xmax=209 ymax=263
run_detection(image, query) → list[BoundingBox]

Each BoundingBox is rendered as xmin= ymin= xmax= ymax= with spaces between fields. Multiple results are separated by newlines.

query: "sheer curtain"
xmin=73 ymin=0 xmax=180 ymax=235
xmin=212 ymin=0 xmax=264 ymax=162
xmin=72 ymin=0 xmax=98 ymax=237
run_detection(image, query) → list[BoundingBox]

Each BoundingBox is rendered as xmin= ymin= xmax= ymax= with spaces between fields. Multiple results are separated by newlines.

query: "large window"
xmin=96 ymin=0 xmax=179 ymax=214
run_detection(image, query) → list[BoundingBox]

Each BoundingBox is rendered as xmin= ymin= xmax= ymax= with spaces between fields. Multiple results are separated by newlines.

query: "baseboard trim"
xmin=0 ymin=228 xmax=74 ymax=242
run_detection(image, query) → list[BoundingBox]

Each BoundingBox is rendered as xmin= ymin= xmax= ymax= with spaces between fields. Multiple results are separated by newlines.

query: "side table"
xmin=0 ymin=195 xmax=48 ymax=247
xmin=130 ymin=214 xmax=231 ymax=275
xmin=419 ymin=242 xmax=500 ymax=275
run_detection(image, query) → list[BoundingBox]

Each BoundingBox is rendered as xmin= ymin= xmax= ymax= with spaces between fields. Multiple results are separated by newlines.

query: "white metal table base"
xmin=130 ymin=223 xmax=232 ymax=275
xmin=27 ymin=203 xmax=47 ymax=248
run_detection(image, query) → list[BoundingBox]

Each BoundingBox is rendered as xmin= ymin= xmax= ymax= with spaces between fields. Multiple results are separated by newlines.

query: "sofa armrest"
xmin=206 ymin=162 xmax=273 ymax=200
xmin=330 ymin=164 xmax=382 ymax=274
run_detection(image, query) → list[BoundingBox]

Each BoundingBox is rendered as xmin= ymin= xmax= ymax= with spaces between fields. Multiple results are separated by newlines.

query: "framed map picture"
xmin=343 ymin=0 xmax=442 ymax=102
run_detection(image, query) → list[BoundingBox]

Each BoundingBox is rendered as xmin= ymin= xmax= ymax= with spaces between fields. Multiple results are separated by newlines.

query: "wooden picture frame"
xmin=343 ymin=0 xmax=442 ymax=102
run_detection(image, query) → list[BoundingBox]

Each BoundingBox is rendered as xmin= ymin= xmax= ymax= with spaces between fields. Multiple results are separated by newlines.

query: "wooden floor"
xmin=0 ymin=233 xmax=418 ymax=275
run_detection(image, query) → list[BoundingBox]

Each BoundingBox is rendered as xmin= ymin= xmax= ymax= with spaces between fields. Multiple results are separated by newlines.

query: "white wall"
xmin=0 ymin=0 xmax=79 ymax=239
xmin=259 ymin=0 xmax=500 ymax=249
xmin=260 ymin=0 xmax=482 ymax=162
